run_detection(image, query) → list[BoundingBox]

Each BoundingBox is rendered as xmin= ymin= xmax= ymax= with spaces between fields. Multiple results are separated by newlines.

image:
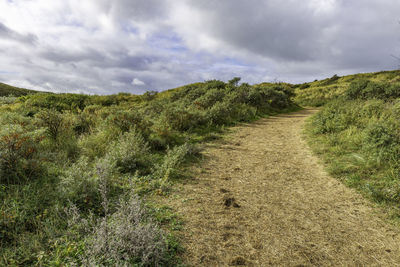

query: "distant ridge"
xmin=0 ymin=82 xmax=42 ymax=97
xmin=294 ymin=69 xmax=400 ymax=106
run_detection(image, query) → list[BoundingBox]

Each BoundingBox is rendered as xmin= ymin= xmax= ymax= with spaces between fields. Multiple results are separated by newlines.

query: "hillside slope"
xmin=294 ymin=70 xmax=400 ymax=106
xmin=0 ymin=82 xmax=39 ymax=96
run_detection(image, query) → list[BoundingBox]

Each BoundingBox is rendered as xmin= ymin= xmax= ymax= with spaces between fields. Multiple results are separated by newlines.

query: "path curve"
xmin=167 ymin=109 xmax=400 ymax=266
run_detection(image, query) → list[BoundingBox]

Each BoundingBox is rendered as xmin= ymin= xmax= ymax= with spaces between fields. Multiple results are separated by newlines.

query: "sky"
xmin=0 ymin=0 xmax=400 ymax=94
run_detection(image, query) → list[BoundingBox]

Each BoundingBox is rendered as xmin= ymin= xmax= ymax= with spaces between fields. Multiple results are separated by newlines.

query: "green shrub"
xmin=79 ymin=129 xmax=114 ymax=160
xmin=66 ymin=189 xmax=167 ymax=266
xmin=160 ymin=105 xmax=198 ymax=131
xmin=106 ymin=129 xmax=151 ymax=174
xmin=23 ymin=93 xmax=89 ymax=112
xmin=320 ymin=74 xmax=340 ymax=86
xmin=0 ymin=125 xmax=45 ymax=184
xmin=363 ymin=120 xmax=400 ymax=159
xmin=59 ymin=156 xmax=101 ymax=210
xmin=0 ymin=96 xmax=17 ymax=105
xmin=299 ymin=83 xmax=311 ymax=89
xmin=206 ymin=101 xmax=232 ymax=125
xmin=346 ymin=79 xmax=400 ymax=101
xmin=105 ymin=109 xmax=151 ymax=134
xmin=345 ymin=79 xmax=370 ymax=100
xmin=154 ymin=143 xmax=193 ymax=185
xmin=311 ymin=100 xmax=350 ymax=134
xmin=149 ymin=117 xmax=181 ymax=150
xmin=141 ymin=90 xmax=158 ymax=101
xmin=36 ymin=109 xmax=64 ymax=141
xmin=72 ymin=112 xmax=96 ymax=135
xmin=195 ymin=89 xmax=225 ymax=109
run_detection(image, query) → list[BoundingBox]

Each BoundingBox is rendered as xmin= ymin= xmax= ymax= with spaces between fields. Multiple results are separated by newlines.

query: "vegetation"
xmin=0 ymin=78 xmax=296 ymax=265
xmin=6 ymin=67 xmax=400 ymax=264
xmin=294 ymin=70 xmax=400 ymax=106
xmin=305 ymin=70 xmax=400 ymax=220
xmin=0 ymin=83 xmax=41 ymax=97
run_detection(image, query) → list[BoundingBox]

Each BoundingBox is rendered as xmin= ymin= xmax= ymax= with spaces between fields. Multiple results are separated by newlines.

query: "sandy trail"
xmin=167 ymin=109 xmax=400 ymax=266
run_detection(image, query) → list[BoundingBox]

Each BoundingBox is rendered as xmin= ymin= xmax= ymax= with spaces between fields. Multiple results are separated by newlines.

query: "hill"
xmin=294 ymin=70 xmax=400 ymax=106
xmin=0 ymin=82 xmax=40 ymax=97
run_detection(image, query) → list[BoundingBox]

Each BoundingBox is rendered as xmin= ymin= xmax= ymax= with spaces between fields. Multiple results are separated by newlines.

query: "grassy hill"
xmin=0 ymin=82 xmax=40 ymax=97
xmin=294 ymin=70 xmax=400 ymax=106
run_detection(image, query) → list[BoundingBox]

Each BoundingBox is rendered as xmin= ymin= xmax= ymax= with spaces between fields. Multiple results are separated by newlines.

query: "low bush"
xmin=59 ymin=156 xmax=101 ymax=210
xmin=65 ymin=186 xmax=167 ymax=266
xmin=346 ymin=79 xmax=400 ymax=100
xmin=0 ymin=125 xmax=45 ymax=184
xmin=106 ymin=129 xmax=152 ymax=174
xmin=154 ymin=143 xmax=193 ymax=185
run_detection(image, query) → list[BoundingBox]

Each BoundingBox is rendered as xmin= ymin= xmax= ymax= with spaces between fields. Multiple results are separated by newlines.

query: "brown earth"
xmin=165 ymin=109 xmax=400 ymax=266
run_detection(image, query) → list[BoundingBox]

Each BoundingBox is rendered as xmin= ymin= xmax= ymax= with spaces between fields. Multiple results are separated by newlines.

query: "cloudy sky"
xmin=1 ymin=0 xmax=400 ymax=94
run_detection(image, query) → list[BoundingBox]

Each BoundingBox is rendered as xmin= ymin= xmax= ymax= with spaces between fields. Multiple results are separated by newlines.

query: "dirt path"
xmin=167 ymin=109 xmax=400 ymax=266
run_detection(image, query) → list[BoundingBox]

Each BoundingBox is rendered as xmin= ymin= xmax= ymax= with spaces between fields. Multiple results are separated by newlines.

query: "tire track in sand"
xmin=167 ymin=109 xmax=400 ymax=266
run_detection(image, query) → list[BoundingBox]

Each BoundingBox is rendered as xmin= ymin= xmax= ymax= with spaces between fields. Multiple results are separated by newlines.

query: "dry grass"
xmin=163 ymin=109 xmax=400 ymax=266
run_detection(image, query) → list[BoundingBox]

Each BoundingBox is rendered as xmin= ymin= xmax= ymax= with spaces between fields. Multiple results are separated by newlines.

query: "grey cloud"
xmin=175 ymin=0 xmax=400 ymax=79
xmin=104 ymin=53 xmax=160 ymax=70
xmin=40 ymin=48 xmax=105 ymax=64
xmin=1 ymin=0 xmax=400 ymax=94
xmin=181 ymin=0 xmax=330 ymax=61
xmin=110 ymin=0 xmax=168 ymax=21
xmin=0 ymin=22 xmax=37 ymax=45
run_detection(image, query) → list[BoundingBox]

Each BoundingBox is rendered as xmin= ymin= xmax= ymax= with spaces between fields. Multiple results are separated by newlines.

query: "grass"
xmin=303 ymin=81 xmax=400 ymax=223
xmin=294 ymin=70 xmax=400 ymax=106
xmin=296 ymin=69 xmax=400 ymax=224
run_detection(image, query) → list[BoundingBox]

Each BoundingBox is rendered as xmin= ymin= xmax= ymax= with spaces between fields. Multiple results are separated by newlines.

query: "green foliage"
xmin=105 ymin=109 xmax=151 ymax=134
xmin=36 ymin=109 xmax=64 ymax=141
xmin=0 ymin=113 xmax=45 ymax=184
xmin=72 ymin=112 xmax=96 ymax=135
xmin=294 ymin=69 xmax=400 ymax=106
xmin=59 ymin=156 xmax=101 ymax=210
xmin=0 ymin=96 xmax=18 ymax=105
xmin=345 ymin=79 xmax=370 ymax=99
xmin=320 ymin=74 xmax=340 ymax=86
xmin=0 ymin=77 xmax=295 ymax=265
xmin=154 ymin=143 xmax=192 ymax=185
xmin=346 ymin=79 xmax=400 ymax=100
xmin=22 ymin=93 xmax=90 ymax=112
xmin=106 ymin=129 xmax=151 ymax=174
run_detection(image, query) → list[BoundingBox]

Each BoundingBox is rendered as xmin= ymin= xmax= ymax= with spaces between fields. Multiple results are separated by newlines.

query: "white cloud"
xmin=131 ymin=78 xmax=145 ymax=86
